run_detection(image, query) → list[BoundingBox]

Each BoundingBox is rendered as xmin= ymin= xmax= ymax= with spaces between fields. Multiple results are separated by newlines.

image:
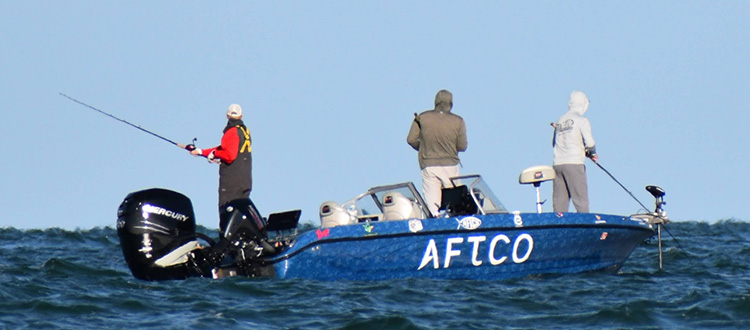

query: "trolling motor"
xmin=628 ymin=185 xmax=671 ymax=270
xmin=645 ymin=185 xmax=670 ymax=271
xmin=634 ymin=185 xmax=670 ymax=224
xmin=646 ymin=185 xmax=667 ymax=217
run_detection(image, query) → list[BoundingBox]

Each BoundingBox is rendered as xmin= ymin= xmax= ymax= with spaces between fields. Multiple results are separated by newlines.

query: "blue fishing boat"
xmin=117 ymin=167 xmax=669 ymax=281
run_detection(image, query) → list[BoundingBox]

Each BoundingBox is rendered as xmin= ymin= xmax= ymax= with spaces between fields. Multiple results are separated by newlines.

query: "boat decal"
xmin=362 ymin=223 xmax=377 ymax=236
xmin=595 ymin=215 xmax=606 ymax=224
xmin=408 ymin=219 xmax=424 ymax=233
xmin=629 ymin=216 xmax=649 ymax=225
xmin=456 ymin=216 xmax=482 ymax=230
xmin=417 ymin=233 xmax=534 ymax=270
xmin=315 ymin=228 xmax=330 ymax=239
xmin=600 ymin=232 xmax=608 ymax=240
xmin=513 ymin=211 xmax=523 ymax=227
xmin=556 ymin=212 xmax=564 ymax=218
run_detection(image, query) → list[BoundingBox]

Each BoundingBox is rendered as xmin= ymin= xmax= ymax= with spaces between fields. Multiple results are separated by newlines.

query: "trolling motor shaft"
xmin=635 ymin=185 xmax=670 ymax=271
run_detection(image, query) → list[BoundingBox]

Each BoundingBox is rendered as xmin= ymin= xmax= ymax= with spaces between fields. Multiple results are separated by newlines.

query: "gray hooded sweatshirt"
xmin=407 ymin=90 xmax=468 ymax=169
xmin=553 ymin=91 xmax=596 ymax=165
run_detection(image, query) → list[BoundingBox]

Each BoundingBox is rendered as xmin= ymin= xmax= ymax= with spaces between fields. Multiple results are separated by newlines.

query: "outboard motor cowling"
xmin=117 ymin=188 xmax=211 ymax=280
xmin=220 ymin=199 xmax=267 ymax=242
xmin=211 ymin=199 xmax=277 ymax=277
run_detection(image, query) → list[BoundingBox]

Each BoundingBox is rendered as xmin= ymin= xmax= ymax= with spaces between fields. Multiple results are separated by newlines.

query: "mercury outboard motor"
xmin=116 ymin=188 xmax=213 ymax=280
xmin=118 ymin=188 xmax=280 ymax=280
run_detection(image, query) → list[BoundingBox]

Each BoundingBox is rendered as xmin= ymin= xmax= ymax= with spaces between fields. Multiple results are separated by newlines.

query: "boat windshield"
xmin=449 ymin=175 xmax=508 ymax=214
xmin=341 ymin=182 xmax=431 ymax=221
xmin=339 ymin=175 xmax=505 ymax=220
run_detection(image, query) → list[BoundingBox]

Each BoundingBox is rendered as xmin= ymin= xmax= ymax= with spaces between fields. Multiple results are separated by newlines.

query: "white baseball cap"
xmin=227 ymin=104 xmax=243 ymax=117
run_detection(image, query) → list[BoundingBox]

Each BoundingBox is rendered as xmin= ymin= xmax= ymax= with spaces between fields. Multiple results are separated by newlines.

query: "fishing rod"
xmin=60 ymin=93 xmax=196 ymax=151
xmin=550 ymin=122 xmax=650 ymax=212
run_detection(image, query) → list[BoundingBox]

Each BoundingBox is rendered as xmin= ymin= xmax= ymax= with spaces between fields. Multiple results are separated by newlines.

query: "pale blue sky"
xmin=1 ymin=1 xmax=748 ymax=229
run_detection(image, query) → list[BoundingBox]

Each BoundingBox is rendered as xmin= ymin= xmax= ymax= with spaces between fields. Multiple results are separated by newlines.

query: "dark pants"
xmin=219 ymin=186 xmax=251 ymax=210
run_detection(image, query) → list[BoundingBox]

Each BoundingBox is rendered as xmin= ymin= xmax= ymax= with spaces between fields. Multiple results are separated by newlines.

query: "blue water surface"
xmin=0 ymin=220 xmax=748 ymax=329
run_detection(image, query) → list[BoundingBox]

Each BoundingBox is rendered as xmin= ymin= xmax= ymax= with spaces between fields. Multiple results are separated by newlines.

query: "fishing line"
xmin=60 ymin=92 xmax=195 ymax=150
xmin=660 ymin=223 xmax=691 ymax=259
xmin=592 ymin=160 xmax=651 ymax=212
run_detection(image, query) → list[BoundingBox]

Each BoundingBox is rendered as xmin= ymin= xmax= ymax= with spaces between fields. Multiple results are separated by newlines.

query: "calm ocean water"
xmin=1 ymin=220 xmax=748 ymax=329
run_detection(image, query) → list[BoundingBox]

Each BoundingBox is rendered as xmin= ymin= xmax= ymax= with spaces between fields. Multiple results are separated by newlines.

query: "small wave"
xmin=337 ymin=315 xmax=424 ymax=330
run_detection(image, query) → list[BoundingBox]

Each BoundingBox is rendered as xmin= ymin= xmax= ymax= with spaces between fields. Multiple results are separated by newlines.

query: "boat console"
xmin=442 ymin=175 xmax=508 ymax=216
xmin=439 ymin=185 xmax=478 ymax=217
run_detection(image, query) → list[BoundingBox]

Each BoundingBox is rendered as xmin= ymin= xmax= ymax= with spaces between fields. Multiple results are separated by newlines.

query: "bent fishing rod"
xmin=60 ymin=93 xmax=197 ymax=151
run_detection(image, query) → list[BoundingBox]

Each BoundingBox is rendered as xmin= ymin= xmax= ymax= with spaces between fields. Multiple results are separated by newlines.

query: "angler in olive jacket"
xmin=407 ymin=89 xmax=468 ymax=217
xmin=190 ymin=104 xmax=253 ymax=209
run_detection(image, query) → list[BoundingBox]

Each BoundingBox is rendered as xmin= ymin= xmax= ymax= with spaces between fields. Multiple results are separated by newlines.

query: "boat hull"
xmin=269 ymin=212 xmax=654 ymax=280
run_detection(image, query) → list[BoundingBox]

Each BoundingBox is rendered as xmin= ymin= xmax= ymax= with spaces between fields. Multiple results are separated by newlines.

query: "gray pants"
xmin=553 ymin=164 xmax=589 ymax=213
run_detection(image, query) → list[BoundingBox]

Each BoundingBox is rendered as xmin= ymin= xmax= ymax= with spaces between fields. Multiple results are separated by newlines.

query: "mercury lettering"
xmin=142 ymin=204 xmax=190 ymax=222
xmin=417 ymin=233 xmax=534 ymax=270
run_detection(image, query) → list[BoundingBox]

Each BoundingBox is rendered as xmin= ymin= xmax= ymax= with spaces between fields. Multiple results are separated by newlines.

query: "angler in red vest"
xmin=188 ymin=104 xmax=253 ymax=209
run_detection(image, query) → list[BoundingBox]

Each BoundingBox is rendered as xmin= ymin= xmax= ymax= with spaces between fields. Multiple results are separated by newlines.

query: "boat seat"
xmin=382 ymin=191 xmax=421 ymax=221
xmin=518 ymin=165 xmax=555 ymax=185
xmin=319 ymin=201 xmax=353 ymax=228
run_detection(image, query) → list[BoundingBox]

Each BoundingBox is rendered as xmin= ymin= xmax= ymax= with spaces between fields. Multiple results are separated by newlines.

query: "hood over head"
xmin=434 ymin=89 xmax=453 ymax=112
xmin=568 ymin=90 xmax=590 ymax=115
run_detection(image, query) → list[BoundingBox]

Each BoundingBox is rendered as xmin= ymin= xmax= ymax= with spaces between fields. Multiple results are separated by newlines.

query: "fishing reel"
xmin=184 ymin=138 xmax=198 ymax=151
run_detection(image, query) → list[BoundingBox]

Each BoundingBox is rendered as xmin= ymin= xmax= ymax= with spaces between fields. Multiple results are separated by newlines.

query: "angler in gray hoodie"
xmin=407 ymin=89 xmax=468 ymax=217
xmin=552 ymin=90 xmax=598 ymax=213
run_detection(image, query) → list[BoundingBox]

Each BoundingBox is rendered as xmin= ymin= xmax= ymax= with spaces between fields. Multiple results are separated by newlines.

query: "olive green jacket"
xmin=407 ymin=90 xmax=467 ymax=169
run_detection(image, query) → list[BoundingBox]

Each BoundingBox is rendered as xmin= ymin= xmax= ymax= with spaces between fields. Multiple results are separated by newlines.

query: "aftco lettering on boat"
xmin=418 ymin=233 xmax=534 ymax=270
